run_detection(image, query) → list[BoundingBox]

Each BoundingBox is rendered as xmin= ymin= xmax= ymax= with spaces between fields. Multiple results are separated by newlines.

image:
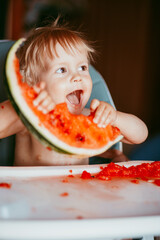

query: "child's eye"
xmin=78 ymin=65 xmax=88 ymax=71
xmin=56 ymin=67 xmax=67 ymax=74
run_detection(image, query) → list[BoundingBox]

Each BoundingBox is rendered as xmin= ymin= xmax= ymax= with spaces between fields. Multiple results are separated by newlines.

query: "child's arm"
xmin=111 ymin=110 xmax=148 ymax=144
xmin=90 ymin=99 xmax=148 ymax=144
xmin=0 ymin=100 xmax=25 ymax=138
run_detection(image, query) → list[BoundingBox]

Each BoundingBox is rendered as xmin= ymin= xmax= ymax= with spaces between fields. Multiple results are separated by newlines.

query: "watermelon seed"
xmin=76 ymin=133 xmax=85 ymax=142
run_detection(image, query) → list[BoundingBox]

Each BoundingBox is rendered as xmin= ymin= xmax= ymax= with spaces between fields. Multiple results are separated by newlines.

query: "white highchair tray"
xmin=0 ymin=161 xmax=160 ymax=239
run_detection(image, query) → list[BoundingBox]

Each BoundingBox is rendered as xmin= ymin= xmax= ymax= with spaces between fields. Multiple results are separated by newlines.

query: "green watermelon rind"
xmin=5 ymin=39 xmax=123 ymax=157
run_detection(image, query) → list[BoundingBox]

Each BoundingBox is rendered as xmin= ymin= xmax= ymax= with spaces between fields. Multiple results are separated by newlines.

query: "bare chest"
xmin=14 ymin=132 xmax=88 ymax=166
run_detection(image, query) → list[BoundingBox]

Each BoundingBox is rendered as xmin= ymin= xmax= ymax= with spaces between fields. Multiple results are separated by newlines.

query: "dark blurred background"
xmin=1 ymin=0 xmax=160 ymax=159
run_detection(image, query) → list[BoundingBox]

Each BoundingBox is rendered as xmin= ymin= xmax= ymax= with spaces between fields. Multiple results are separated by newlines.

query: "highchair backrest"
xmin=0 ymin=40 xmax=122 ymax=166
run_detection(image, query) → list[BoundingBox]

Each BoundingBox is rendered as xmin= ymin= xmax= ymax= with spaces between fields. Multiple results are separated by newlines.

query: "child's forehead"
xmin=53 ymin=41 xmax=88 ymax=58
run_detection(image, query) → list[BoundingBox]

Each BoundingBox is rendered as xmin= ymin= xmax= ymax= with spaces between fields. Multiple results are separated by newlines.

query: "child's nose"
xmin=71 ymin=73 xmax=82 ymax=82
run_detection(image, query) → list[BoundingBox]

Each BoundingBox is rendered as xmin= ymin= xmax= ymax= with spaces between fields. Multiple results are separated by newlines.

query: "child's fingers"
xmin=33 ymin=85 xmax=40 ymax=94
xmin=33 ymin=90 xmax=48 ymax=106
xmin=91 ymin=99 xmax=117 ymax=128
xmin=33 ymin=86 xmax=38 ymax=94
xmin=33 ymin=81 xmax=46 ymax=93
xmin=40 ymin=98 xmax=55 ymax=113
xmin=37 ymin=103 xmax=55 ymax=114
xmin=103 ymin=109 xmax=117 ymax=127
xmin=47 ymin=102 xmax=55 ymax=112
xmin=98 ymin=108 xmax=111 ymax=127
xmin=90 ymin=99 xmax=100 ymax=112
xmin=33 ymin=81 xmax=55 ymax=114
xmin=40 ymin=97 xmax=51 ymax=108
xmin=93 ymin=104 xmax=105 ymax=125
xmin=39 ymin=81 xmax=46 ymax=89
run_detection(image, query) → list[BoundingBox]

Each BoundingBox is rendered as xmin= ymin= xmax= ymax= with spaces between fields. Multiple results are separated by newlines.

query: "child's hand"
xmin=33 ymin=81 xmax=55 ymax=114
xmin=90 ymin=99 xmax=117 ymax=128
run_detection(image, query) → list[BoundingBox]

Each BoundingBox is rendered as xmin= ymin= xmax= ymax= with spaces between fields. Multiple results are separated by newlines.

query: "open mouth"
xmin=66 ymin=90 xmax=83 ymax=105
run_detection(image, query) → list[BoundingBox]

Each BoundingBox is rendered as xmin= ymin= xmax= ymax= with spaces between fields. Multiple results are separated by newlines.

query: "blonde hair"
xmin=17 ymin=22 xmax=95 ymax=86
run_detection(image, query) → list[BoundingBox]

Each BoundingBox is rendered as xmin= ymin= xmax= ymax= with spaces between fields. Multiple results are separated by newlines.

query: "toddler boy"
xmin=0 ymin=23 xmax=148 ymax=166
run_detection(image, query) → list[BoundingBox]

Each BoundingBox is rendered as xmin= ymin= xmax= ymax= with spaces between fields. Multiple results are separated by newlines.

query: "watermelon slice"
xmin=5 ymin=39 xmax=123 ymax=157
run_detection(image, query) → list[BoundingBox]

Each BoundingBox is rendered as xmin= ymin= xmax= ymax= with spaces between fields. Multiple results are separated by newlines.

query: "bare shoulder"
xmin=0 ymin=100 xmax=25 ymax=138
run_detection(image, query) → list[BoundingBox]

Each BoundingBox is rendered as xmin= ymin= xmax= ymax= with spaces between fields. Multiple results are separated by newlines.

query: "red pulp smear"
xmin=60 ymin=192 xmax=69 ymax=197
xmin=76 ymin=216 xmax=83 ymax=219
xmin=62 ymin=179 xmax=68 ymax=183
xmin=130 ymin=179 xmax=139 ymax=184
xmin=46 ymin=146 xmax=52 ymax=151
xmin=14 ymin=57 xmax=121 ymax=149
xmin=68 ymin=174 xmax=74 ymax=178
xmin=0 ymin=183 xmax=11 ymax=188
xmin=81 ymin=162 xmax=160 ymax=186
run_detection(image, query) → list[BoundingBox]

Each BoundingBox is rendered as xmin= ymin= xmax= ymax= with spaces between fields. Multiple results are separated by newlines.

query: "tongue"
xmin=67 ymin=91 xmax=81 ymax=105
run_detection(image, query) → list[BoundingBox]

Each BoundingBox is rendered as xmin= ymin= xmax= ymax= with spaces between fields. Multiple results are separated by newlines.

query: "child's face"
xmin=40 ymin=43 xmax=92 ymax=114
